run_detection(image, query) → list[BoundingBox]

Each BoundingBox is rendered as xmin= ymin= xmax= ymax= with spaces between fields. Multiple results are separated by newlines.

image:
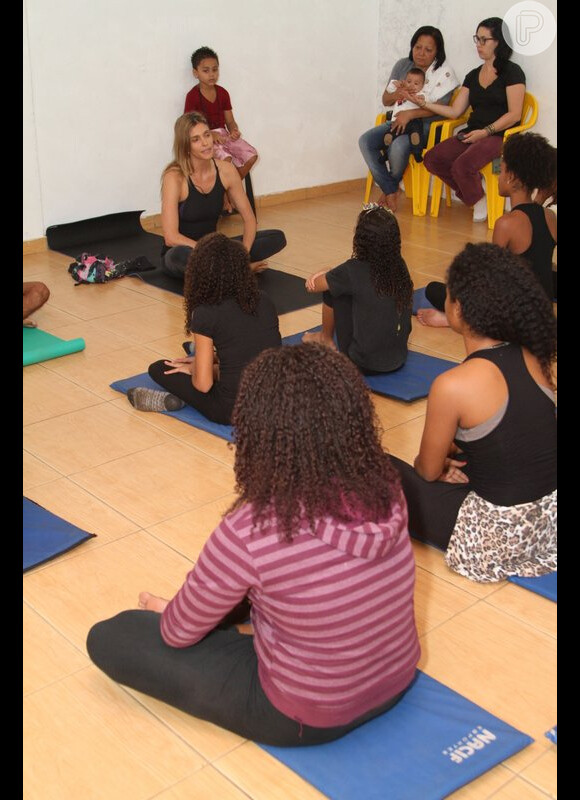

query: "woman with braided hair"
xmin=88 ymin=343 xmax=420 ymax=745
xmin=127 ymin=232 xmax=280 ymax=422
xmin=392 ymin=242 xmax=557 ymax=582
xmin=304 ymin=205 xmax=413 ymax=373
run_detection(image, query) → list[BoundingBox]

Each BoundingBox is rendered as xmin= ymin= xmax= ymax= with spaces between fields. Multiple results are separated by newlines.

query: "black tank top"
xmin=454 ymin=343 xmax=556 ymax=505
xmin=513 ymin=203 xmax=556 ymax=300
xmin=161 ymin=161 xmax=225 ymax=256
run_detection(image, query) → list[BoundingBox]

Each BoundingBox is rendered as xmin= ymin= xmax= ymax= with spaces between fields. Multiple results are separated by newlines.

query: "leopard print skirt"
xmin=445 ymin=489 xmax=557 ymax=582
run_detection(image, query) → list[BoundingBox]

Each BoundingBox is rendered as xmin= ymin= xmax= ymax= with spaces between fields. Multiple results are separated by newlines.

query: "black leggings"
xmin=390 ymin=455 xmax=470 ymax=550
xmin=148 ymin=360 xmax=233 ymax=424
xmin=425 ymin=273 xmax=558 ymax=311
xmin=86 ymin=610 xmax=406 ymax=747
xmin=162 ymin=230 xmax=287 ymax=278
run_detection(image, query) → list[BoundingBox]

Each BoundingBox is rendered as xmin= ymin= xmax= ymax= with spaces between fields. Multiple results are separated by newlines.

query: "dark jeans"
xmin=86 ymin=610 xmax=407 ymax=746
xmin=148 ymin=360 xmax=233 ymax=424
xmin=162 ymin=230 xmax=287 ymax=278
xmin=390 ymin=455 xmax=471 ymax=550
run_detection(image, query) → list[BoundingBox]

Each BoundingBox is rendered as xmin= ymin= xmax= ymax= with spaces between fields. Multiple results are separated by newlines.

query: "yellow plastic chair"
xmin=428 ymin=91 xmax=538 ymax=228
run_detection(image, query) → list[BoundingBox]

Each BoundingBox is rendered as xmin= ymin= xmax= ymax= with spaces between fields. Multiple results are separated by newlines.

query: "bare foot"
xmin=23 ymin=318 xmax=38 ymax=328
xmin=251 ymin=260 xmax=268 ymax=273
xmin=416 ymin=308 xmax=450 ymax=327
xmin=377 ymin=192 xmax=398 ymax=211
xmin=302 ymin=331 xmax=337 ymax=350
xmin=138 ymin=591 xmax=169 ymax=613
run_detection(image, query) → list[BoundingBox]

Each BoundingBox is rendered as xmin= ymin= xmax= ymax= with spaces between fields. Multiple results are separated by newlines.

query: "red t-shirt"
xmin=184 ymin=84 xmax=232 ymax=129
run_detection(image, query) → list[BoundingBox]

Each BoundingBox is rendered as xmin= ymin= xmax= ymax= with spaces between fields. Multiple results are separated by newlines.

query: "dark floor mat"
xmin=47 ymin=210 xmax=321 ymax=315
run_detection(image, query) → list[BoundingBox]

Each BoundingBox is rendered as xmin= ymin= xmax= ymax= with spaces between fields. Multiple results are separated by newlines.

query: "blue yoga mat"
xmin=412 ymin=286 xmax=436 ymax=315
xmin=508 ymin=572 xmax=557 ymax=602
xmin=545 ymin=725 xmax=557 ymax=744
xmin=261 ymin=670 xmax=533 ymax=800
xmin=23 ymin=497 xmax=97 ymax=572
xmin=283 ymin=329 xmax=455 ymax=401
xmin=23 ymin=326 xmax=85 ymax=366
xmin=110 ymin=374 xmax=234 ymax=441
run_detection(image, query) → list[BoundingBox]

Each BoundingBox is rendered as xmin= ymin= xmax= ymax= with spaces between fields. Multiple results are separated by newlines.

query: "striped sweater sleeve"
xmin=160 ymin=516 xmax=258 ymax=648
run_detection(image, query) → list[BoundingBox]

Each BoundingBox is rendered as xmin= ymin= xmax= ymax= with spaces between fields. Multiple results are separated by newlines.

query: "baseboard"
xmin=23 ymin=178 xmax=366 ymax=255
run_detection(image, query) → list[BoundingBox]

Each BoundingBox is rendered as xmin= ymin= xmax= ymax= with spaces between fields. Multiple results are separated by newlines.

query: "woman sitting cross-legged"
xmin=391 ymin=243 xmax=557 ymax=582
xmin=127 ymin=232 xmax=281 ymax=424
xmin=87 ymin=343 xmax=421 ymax=746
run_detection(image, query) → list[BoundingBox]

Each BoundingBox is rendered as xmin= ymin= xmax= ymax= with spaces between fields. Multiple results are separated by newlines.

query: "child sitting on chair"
xmin=184 ymin=46 xmax=258 ymax=214
xmin=379 ymin=67 xmax=426 ymax=165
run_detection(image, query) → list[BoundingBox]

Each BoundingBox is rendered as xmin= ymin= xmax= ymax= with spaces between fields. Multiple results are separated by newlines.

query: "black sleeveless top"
xmin=513 ymin=203 xmax=556 ymax=300
xmin=454 ymin=343 xmax=556 ymax=506
xmin=161 ymin=161 xmax=225 ymax=256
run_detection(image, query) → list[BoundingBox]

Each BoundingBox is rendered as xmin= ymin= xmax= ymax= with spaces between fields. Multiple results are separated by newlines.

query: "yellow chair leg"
xmin=430 ymin=176 xmax=443 ymax=216
xmin=364 ymin=171 xmax=374 ymax=205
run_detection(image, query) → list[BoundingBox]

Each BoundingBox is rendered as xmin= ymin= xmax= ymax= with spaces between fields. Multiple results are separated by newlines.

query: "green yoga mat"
xmin=23 ymin=327 xmax=86 ymax=366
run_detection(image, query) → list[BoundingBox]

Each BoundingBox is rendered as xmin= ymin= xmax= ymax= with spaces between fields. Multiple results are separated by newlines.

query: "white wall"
xmin=377 ymin=0 xmax=557 ymax=143
xmin=23 ymin=0 xmax=380 ymax=239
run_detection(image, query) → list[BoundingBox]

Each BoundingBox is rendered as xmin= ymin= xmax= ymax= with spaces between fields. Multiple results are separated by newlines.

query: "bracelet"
xmin=485 ymin=124 xmax=496 ymax=136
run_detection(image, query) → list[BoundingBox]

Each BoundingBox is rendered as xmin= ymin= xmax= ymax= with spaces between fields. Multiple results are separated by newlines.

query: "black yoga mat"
xmin=46 ymin=211 xmax=321 ymax=315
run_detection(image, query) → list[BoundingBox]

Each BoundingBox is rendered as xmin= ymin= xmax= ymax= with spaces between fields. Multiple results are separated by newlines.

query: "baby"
xmin=380 ymin=67 xmax=426 ymax=164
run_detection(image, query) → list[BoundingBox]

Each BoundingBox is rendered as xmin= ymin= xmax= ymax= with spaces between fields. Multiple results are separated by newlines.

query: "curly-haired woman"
xmin=418 ymin=132 xmax=557 ymax=327
xmin=392 ymin=243 xmax=557 ymax=582
xmin=127 ymin=232 xmax=281 ymax=423
xmin=303 ymin=206 xmax=413 ymax=373
xmin=87 ymin=343 xmax=420 ymax=745
xmin=161 ymin=111 xmax=286 ymax=276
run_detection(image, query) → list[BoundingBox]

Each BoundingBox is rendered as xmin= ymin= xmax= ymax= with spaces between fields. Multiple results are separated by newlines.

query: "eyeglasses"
xmin=473 ymin=35 xmax=497 ymax=45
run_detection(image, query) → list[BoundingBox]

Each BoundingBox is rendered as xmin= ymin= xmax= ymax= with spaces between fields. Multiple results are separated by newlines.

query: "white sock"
xmin=472 ymin=195 xmax=488 ymax=221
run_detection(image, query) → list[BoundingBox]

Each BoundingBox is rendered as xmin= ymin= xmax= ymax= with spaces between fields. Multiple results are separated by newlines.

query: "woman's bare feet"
xmin=302 ymin=331 xmax=337 ymax=350
xmin=23 ymin=318 xmax=38 ymax=328
xmin=416 ymin=308 xmax=450 ymax=327
xmin=377 ymin=191 xmax=399 ymax=211
xmin=138 ymin=591 xmax=169 ymax=613
xmin=250 ymin=260 xmax=268 ymax=273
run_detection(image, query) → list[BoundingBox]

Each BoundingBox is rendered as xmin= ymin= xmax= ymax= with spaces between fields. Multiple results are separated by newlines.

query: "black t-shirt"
xmin=326 ymin=258 xmax=411 ymax=372
xmin=462 ymin=61 xmax=525 ymax=134
xmin=191 ymin=290 xmax=281 ymax=400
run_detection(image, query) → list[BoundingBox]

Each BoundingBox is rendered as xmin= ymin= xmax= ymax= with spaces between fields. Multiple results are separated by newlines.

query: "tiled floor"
xmin=23 ymin=188 xmax=556 ymax=799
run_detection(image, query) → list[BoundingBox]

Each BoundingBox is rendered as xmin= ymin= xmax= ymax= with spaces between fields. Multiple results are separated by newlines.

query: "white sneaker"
xmin=472 ymin=195 xmax=488 ymax=222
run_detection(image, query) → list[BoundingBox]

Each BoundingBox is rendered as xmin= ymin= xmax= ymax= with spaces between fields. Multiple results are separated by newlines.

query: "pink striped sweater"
xmin=160 ymin=499 xmax=420 ymax=728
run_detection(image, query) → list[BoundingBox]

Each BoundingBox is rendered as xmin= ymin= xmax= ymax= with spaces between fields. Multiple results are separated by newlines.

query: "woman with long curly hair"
xmin=392 ymin=242 xmax=557 ymax=582
xmin=87 ymin=344 xmax=420 ymax=745
xmin=418 ymin=132 xmax=557 ymax=326
xmin=303 ymin=205 xmax=413 ymax=373
xmin=160 ymin=111 xmax=286 ymax=277
xmin=127 ymin=232 xmax=281 ymax=423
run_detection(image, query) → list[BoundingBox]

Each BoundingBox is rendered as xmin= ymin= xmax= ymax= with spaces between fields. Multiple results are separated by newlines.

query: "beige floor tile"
xmin=215 ymin=741 xmax=327 ymax=800
xmin=489 ymin=776 xmax=552 ymax=799
xmin=23 ymin=451 xmax=62 ymax=490
xmin=125 ymin=689 xmax=245 ymax=762
xmin=24 ymin=478 xmax=139 ymax=554
xmin=46 ymin=281 xmax=157 ymax=321
xmin=484 ymin=583 xmax=557 ymax=639
xmin=23 ymin=603 xmax=89 ymax=695
xmin=23 ymin=531 xmax=192 ymax=650
xmin=23 ymin=365 xmax=102 ymax=425
xmin=155 ymin=765 xmax=249 ymax=800
xmin=44 ymin=319 xmax=136 ymax=355
xmin=414 ymin=567 xmax=478 ymax=636
xmin=409 ymin=318 xmax=466 ymax=361
xmin=24 ymin=303 xmax=82 ymax=331
xmin=381 ymin=416 xmax=425 ymax=463
xmin=412 ymin=540 xmax=506 ymax=599
xmin=44 ymin=344 xmax=168 ymax=399
xmin=23 ymin=666 xmax=205 ymax=800
xmin=121 ymin=276 xmax=185 ymax=307
xmin=373 ymin=394 xmax=427 ymax=431
xmin=519 ymin=748 xmax=557 ymax=798
xmin=71 ymin=440 xmax=234 ymax=528
xmin=23 ymin=402 xmax=172 ymax=475
xmin=418 ymin=603 xmax=556 ymax=754
xmin=89 ymin=301 xmax=184 ymax=343
xmin=180 ymin=428 xmax=236 ymax=467
xmin=277 ymin=307 xmax=322 ymax=338
xmin=146 ymin=495 xmax=236 ymax=562
xmin=446 ymin=764 xmax=513 ymax=799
